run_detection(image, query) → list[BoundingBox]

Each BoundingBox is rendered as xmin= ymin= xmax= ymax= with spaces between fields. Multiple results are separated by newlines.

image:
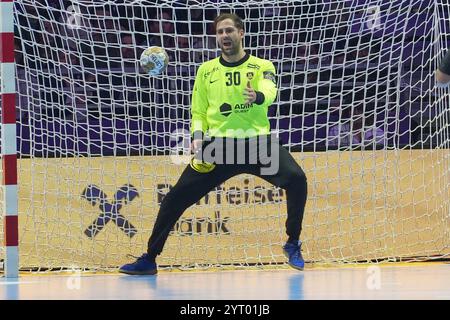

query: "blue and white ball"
xmin=140 ymin=46 xmax=169 ymax=76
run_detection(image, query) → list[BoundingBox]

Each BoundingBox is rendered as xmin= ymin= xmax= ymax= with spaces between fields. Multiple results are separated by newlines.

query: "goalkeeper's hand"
xmin=436 ymin=69 xmax=450 ymax=87
xmin=243 ymin=81 xmax=256 ymax=104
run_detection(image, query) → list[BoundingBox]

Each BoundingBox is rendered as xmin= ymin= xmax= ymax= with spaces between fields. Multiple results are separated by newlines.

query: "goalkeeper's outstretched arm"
xmin=436 ymin=50 xmax=450 ymax=87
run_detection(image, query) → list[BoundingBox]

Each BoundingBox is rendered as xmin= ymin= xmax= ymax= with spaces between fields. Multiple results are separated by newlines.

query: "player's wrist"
xmin=255 ymin=91 xmax=265 ymax=105
xmin=191 ymin=131 xmax=204 ymax=154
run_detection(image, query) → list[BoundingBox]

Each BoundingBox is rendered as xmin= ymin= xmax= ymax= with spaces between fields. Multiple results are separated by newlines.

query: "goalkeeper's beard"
xmin=220 ymin=42 xmax=240 ymax=57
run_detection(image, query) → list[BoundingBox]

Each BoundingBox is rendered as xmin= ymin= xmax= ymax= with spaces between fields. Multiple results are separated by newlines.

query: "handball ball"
xmin=140 ymin=46 xmax=169 ymax=76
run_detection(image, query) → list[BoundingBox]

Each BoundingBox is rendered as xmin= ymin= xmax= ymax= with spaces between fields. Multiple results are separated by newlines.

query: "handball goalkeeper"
xmin=120 ymin=13 xmax=308 ymax=275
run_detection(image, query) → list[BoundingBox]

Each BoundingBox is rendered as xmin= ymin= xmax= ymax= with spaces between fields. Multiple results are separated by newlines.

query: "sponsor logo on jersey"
xmin=263 ymin=71 xmax=276 ymax=84
xmin=220 ymin=102 xmax=255 ymax=116
xmin=234 ymin=103 xmax=253 ymax=113
xmin=203 ymin=66 xmax=219 ymax=80
xmin=247 ymin=63 xmax=260 ymax=69
xmin=220 ymin=103 xmax=233 ymax=117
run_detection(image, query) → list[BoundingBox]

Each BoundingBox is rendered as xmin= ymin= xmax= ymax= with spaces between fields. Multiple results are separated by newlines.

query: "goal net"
xmin=1 ymin=0 xmax=449 ymax=273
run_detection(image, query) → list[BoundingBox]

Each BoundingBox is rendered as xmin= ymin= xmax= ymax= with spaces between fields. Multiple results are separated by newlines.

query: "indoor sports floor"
xmin=1 ymin=262 xmax=449 ymax=300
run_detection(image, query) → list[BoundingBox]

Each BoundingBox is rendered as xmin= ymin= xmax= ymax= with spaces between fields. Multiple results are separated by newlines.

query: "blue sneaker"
xmin=119 ymin=254 xmax=157 ymax=275
xmin=283 ymin=241 xmax=305 ymax=271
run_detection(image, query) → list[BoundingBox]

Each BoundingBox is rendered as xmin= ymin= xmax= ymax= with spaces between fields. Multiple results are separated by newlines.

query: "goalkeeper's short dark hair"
xmin=213 ymin=13 xmax=244 ymax=32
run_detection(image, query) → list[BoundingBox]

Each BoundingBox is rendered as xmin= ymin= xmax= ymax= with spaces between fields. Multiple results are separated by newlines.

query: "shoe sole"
xmin=287 ymin=262 xmax=304 ymax=271
xmin=118 ymin=269 xmax=158 ymax=275
xmin=283 ymin=250 xmax=304 ymax=271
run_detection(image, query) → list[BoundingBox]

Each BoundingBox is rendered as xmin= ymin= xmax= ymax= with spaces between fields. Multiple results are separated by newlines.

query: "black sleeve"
xmin=439 ymin=50 xmax=450 ymax=75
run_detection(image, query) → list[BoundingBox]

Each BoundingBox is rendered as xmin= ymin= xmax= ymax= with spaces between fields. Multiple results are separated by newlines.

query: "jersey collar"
xmin=219 ymin=52 xmax=250 ymax=67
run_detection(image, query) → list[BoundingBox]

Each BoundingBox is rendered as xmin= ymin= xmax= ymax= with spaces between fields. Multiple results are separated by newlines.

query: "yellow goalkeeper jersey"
xmin=191 ymin=53 xmax=278 ymax=138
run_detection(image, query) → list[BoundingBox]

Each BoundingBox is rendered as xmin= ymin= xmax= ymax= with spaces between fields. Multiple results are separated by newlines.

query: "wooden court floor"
xmin=1 ymin=262 xmax=449 ymax=300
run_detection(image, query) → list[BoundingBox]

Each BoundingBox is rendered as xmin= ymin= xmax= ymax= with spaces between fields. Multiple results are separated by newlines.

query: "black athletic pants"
xmin=147 ymin=136 xmax=308 ymax=259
